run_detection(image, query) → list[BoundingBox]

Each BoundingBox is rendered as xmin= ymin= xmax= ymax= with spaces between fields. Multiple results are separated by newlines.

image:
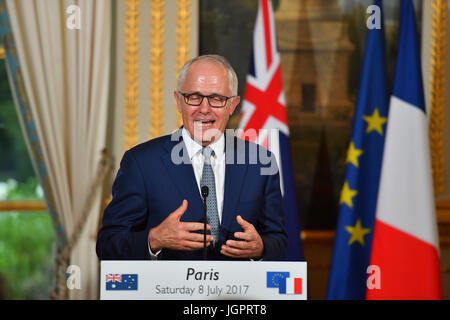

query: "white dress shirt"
xmin=182 ymin=128 xmax=225 ymax=222
xmin=149 ymin=129 xmax=226 ymax=259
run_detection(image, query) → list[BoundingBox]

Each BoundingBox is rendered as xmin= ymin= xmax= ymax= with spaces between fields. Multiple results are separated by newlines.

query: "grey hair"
xmin=177 ymin=54 xmax=238 ymax=96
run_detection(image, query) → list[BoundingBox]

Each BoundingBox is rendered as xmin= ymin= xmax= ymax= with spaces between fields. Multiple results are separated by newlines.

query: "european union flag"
xmin=327 ymin=0 xmax=388 ymax=299
xmin=266 ymin=272 xmax=290 ymax=289
xmin=106 ymin=274 xmax=138 ymax=291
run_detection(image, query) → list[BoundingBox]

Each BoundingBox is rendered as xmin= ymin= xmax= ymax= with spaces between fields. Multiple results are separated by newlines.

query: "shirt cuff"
xmin=250 ymin=256 xmax=264 ymax=261
xmin=148 ymin=240 xmax=161 ymax=260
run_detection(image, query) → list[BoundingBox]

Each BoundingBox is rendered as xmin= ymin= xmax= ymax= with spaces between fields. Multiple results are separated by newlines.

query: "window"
xmin=0 ymin=42 xmax=54 ymax=299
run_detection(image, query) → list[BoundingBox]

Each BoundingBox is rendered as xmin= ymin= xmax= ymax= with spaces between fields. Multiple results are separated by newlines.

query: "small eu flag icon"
xmin=266 ymin=272 xmax=290 ymax=289
xmin=105 ymin=274 xmax=138 ymax=291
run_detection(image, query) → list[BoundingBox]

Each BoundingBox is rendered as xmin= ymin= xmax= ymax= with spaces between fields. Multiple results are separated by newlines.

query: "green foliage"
xmin=0 ymin=212 xmax=55 ymax=299
xmin=5 ymin=177 xmax=43 ymax=201
xmin=0 ymin=176 xmax=51 ymax=299
xmin=0 ymin=61 xmax=35 ymax=182
xmin=0 ymin=58 xmax=13 ymax=100
xmin=0 ymin=38 xmax=53 ymax=300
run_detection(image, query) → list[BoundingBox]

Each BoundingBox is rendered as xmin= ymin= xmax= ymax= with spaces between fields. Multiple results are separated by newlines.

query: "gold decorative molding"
xmin=124 ymin=0 xmax=140 ymax=150
xmin=437 ymin=201 xmax=450 ymax=248
xmin=149 ymin=0 xmax=165 ymax=139
xmin=437 ymin=201 xmax=450 ymax=223
xmin=301 ymin=230 xmax=335 ymax=243
xmin=300 ymin=207 xmax=450 ymax=248
xmin=175 ymin=0 xmax=191 ymax=128
xmin=429 ymin=0 xmax=447 ymax=195
xmin=0 ymin=201 xmax=47 ymax=212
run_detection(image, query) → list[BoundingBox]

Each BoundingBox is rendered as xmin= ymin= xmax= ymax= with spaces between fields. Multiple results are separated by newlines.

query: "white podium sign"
xmin=100 ymin=260 xmax=307 ymax=300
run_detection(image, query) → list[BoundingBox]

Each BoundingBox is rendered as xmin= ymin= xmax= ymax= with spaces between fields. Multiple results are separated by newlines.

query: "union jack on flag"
xmin=106 ymin=274 xmax=122 ymax=283
xmin=105 ymin=274 xmax=138 ymax=291
xmin=238 ymin=0 xmax=288 ymax=151
xmin=238 ymin=0 xmax=304 ymax=261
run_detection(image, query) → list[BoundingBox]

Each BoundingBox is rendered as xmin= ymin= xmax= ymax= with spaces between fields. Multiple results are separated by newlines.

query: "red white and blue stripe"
xmin=367 ymin=0 xmax=442 ymax=299
xmin=238 ymin=0 xmax=303 ymax=261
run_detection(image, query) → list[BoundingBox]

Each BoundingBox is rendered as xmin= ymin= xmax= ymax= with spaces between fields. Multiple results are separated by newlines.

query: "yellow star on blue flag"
xmin=327 ymin=0 xmax=389 ymax=300
xmin=345 ymin=219 xmax=371 ymax=246
xmin=363 ymin=108 xmax=387 ymax=135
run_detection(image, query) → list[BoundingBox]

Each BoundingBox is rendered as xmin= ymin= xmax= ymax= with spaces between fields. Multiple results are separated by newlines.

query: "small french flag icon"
xmin=279 ymin=277 xmax=302 ymax=295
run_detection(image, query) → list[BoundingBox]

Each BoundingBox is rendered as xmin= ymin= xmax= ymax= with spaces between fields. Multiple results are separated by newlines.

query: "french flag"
xmin=238 ymin=0 xmax=304 ymax=261
xmin=279 ymin=277 xmax=302 ymax=295
xmin=367 ymin=0 xmax=442 ymax=299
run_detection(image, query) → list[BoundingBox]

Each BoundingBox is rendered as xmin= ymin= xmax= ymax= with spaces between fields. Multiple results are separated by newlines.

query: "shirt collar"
xmin=182 ymin=128 xmax=225 ymax=160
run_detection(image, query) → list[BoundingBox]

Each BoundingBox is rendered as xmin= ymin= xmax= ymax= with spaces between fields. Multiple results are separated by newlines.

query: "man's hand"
xmin=148 ymin=199 xmax=214 ymax=251
xmin=220 ymin=215 xmax=264 ymax=259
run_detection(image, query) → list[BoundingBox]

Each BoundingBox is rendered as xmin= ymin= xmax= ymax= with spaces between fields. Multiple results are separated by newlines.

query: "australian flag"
xmin=106 ymin=274 xmax=138 ymax=291
xmin=238 ymin=0 xmax=304 ymax=261
xmin=327 ymin=0 xmax=388 ymax=299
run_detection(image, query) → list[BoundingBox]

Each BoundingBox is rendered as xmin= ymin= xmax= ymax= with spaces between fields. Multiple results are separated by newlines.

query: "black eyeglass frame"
xmin=178 ymin=91 xmax=236 ymax=108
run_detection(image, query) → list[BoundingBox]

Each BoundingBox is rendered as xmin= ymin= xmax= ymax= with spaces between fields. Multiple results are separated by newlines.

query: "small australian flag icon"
xmin=105 ymin=274 xmax=138 ymax=291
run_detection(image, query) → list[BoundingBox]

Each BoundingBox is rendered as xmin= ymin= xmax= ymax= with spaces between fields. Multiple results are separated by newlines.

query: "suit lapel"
xmin=220 ymin=136 xmax=248 ymax=243
xmin=161 ymin=133 xmax=204 ymax=222
xmin=160 ymin=132 xmax=248 ymax=240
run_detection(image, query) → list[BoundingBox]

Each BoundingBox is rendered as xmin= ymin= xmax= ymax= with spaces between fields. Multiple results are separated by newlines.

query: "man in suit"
xmin=96 ymin=54 xmax=288 ymax=261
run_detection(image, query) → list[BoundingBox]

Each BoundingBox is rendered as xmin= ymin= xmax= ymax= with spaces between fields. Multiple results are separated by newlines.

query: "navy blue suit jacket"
xmin=96 ymin=130 xmax=288 ymax=261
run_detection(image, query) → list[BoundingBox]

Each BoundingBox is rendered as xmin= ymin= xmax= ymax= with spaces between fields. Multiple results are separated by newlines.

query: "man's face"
xmin=174 ymin=60 xmax=240 ymax=146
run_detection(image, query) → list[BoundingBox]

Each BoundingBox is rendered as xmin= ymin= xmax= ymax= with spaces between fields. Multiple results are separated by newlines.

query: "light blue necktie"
xmin=200 ymin=146 xmax=220 ymax=245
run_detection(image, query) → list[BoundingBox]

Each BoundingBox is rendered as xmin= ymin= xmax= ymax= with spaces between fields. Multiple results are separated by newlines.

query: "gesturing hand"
xmin=220 ymin=215 xmax=264 ymax=259
xmin=148 ymin=200 xmax=214 ymax=251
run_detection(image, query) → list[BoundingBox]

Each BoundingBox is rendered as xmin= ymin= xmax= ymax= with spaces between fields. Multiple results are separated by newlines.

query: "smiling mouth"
xmin=194 ymin=120 xmax=216 ymax=127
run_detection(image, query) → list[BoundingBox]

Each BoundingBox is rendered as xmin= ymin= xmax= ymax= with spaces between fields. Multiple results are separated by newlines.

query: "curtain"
xmin=2 ymin=0 xmax=112 ymax=299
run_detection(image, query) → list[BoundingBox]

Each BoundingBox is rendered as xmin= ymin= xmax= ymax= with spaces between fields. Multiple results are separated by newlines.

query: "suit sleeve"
xmin=257 ymin=155 xmax=289 ymax=261
xmin=96 ymin=150 xmax=151 ymax=260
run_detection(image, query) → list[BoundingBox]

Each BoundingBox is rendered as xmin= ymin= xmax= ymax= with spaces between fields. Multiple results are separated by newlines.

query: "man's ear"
xmin=174 ymin=91 xmax=182 ymax=113
xmin=230 ymin=96 xmax=241 ymax=115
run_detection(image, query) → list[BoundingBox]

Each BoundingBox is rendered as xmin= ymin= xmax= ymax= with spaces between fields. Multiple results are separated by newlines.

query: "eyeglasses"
xmin=178 ymin=91 xmax=236 ymax=108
